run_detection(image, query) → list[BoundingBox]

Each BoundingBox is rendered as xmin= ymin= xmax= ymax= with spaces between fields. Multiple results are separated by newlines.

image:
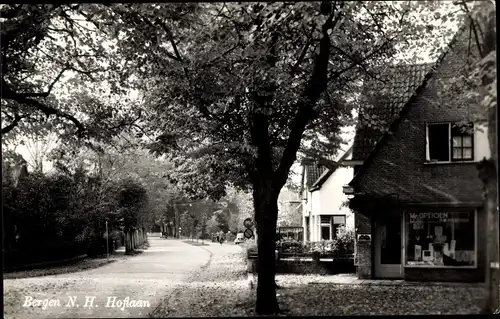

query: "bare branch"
xmin=461 ymin=3 xmax=485 ymax=58
xmin=328 ymin=38 xmax=393 ymax=81
xmin=290 ymin=26 xmax=315 ymax=77
xmin=361 ymin=3 xmax=386 ymax=36
xmin=154 ymin=17 xmax=189 ymax=80
xmin=1 ymin=113 xmax=27 ymax=134
xmin=2 ymin=79 xmax=86 ymax=137
xmin=330 ymin=44 xmax=378 ymax=80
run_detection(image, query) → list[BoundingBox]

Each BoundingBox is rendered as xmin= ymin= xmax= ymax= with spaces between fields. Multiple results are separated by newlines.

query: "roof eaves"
xmin=311 ymin=145 xmax=354 ymax=190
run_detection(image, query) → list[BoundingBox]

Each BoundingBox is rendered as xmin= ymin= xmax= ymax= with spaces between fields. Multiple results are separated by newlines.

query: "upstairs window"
xmin=426 ymin=122 xmax=474 ymax=162
xmin=451 ymin=125 xmax=473 ymax=161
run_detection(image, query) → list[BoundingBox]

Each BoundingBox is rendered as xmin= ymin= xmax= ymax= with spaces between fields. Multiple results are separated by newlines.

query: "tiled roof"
xmin=351 ymin=63 xmax=435 ymax=161
xmin=305 ymin=164 xmax=327 ymax=188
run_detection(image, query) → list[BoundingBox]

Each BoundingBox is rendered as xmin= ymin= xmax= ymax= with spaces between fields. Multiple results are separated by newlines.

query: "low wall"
xmin=247 ymin=257 xmax=355 ymax=275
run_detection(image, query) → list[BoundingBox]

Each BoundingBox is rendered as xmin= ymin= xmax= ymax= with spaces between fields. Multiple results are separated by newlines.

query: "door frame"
xmin=374 ymin=214 xmax=403 ymax=279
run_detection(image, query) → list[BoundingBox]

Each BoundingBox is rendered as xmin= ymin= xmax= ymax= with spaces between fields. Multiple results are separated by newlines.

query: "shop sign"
xmin=408 ymin=212 xmax=470 ymax=224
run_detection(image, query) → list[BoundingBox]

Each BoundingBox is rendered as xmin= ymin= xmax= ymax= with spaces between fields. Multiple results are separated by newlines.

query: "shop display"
xmin=405 ymin=211 xmax=475 ymax=267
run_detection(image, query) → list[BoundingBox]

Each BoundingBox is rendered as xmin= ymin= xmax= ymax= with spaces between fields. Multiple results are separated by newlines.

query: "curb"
xmin=182 ymin=240 xmax=214 ymax=270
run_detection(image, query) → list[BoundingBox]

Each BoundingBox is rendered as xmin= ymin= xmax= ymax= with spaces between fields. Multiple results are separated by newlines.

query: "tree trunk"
xmin=254 ymin=182 xmax=280 ymax=315
xmin=479 ymin=160 xmax=499 ymax=314
xmin=476 ymin=3 xmax=499 ymax=312
xmin=125 ymin=231 xmax=132 ymax=255
xmin=131 ymin=231 xmax=135 ymax=249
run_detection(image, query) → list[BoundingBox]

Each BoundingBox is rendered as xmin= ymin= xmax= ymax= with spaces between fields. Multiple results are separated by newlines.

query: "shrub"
xmin=333 ymin=225 xmax=355 ymax=254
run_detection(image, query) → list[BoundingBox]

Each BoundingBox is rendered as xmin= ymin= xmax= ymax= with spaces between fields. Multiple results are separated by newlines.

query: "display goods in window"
xmin=405 ymin=211 xmax=475 ymax=267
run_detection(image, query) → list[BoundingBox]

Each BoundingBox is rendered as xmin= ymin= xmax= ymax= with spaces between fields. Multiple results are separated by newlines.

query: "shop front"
xmin=402 ymin=207 xmax=484 ymax=282
xmin=352 ymin=192 xmax=485 ymax=282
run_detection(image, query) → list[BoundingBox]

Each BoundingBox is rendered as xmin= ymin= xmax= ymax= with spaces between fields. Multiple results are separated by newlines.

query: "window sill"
xmin=424 ymin=161 xmax=477 ymax=165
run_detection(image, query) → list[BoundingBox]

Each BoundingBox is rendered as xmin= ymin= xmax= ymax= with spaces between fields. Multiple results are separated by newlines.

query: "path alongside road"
xmin=3 ymin=236 xmax=210 ymax=319
xmin=151 ymin=241 xmax=248 ymax=317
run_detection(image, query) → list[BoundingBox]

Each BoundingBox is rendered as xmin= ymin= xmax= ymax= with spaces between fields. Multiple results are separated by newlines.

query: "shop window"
xmin=405 ymin=211 xmax=476 ymax=267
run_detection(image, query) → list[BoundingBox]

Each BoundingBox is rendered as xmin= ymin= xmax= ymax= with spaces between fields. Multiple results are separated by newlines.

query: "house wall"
xmin=318 ymin=166 xmax=355 ymax=231
xmin=302 ymin=165 xmax=355 ymax=242
xmin=351 ymin=24 xmax=486 ymax=281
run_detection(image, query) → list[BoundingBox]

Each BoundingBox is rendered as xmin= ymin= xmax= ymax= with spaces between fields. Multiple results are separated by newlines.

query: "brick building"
xmin=344 ymin=21 xmax=490 ymax=282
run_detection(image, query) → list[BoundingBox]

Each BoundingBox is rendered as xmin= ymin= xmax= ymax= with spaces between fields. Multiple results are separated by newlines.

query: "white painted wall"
xmin=474 ymin=124 xmax=490 ymax=161
xmin=302 ymin=168 xmax=355 ymax=241
xmin=316 ymin=166 xmax=355 ymax=231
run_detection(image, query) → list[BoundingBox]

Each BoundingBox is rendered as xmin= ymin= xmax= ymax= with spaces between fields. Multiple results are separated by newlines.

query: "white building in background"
xmin=300 ymin=145 xmax=355 ymax=242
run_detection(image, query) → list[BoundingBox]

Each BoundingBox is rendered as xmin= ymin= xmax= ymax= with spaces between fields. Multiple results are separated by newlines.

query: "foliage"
xmin=275 ymin=225 xmax=354 ymax=255
xmin=0 ymin=4 xmax=146 ymax=146
xmin=115 ymin=177 xmax=149 ymax=232
xmin=277 ymin=186 xmax=302 ymax=227
xmin=2 ymin=150 xmax=152 ymax=264
xmin=224 ymin=186 xmax=254 ymax=232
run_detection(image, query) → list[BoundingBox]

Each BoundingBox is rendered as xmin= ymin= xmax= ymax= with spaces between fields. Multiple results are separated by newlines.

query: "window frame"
xmin=320 ymin=215 xmax=332 ymax=240
xmin=451 ymin=124 xmax=474 ymax=161
xmin=332 ymin=214 xmax=347 ymax=239
xmin=402 ymin=209 xmax=478 ymax=269
xmin=425 ymin=122 xmax=475 ymax=163
xmin=318 ymin=215 xmax=347 ymax=240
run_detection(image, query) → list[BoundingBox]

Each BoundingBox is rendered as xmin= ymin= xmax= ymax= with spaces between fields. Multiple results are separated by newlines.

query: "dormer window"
xmin=426 ymin=122 xmax=474 ymax=162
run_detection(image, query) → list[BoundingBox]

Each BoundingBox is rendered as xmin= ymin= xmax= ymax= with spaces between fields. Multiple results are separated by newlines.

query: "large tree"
xmin=107 ymin=2 xmax=454 ymax=314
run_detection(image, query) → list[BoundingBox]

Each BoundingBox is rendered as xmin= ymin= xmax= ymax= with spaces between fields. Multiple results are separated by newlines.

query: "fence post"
xmin=312 ymin=251 xmax=320 ymax=268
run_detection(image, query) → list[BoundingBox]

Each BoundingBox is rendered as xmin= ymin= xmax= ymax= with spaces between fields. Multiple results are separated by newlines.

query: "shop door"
xmin=374 ymin=215 xmax=403 ymax=278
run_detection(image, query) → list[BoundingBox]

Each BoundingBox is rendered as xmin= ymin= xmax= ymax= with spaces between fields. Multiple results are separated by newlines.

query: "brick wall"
xmin=354 ymin=213 xmax=373 ymax=278
xmin=353 ymin=23 xmax=483 ymax=204
xmin=355 ymin=213 xmax=372 ymax=233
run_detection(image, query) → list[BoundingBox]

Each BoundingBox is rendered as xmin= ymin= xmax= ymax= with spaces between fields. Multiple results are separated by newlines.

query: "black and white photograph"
xmin=1 ymin=1 xmax=498 ymax=317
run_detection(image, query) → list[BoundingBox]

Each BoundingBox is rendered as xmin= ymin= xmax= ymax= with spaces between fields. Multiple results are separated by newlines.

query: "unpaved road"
xmin=3 ymin=236 xmax=210 ymax=318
